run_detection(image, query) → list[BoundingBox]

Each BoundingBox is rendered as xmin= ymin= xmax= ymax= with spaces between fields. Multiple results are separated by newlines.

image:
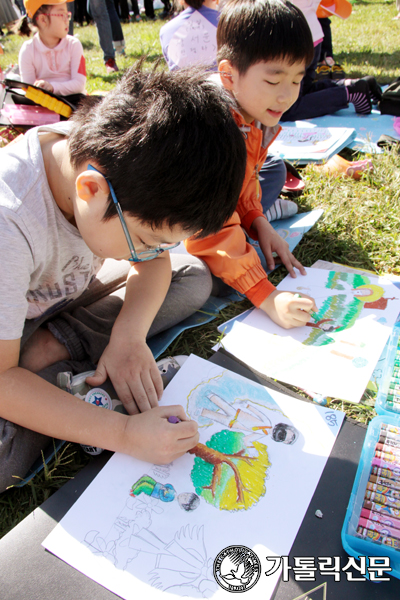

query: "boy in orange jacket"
xmin=186 ymin=0 xmax=317 ymax=328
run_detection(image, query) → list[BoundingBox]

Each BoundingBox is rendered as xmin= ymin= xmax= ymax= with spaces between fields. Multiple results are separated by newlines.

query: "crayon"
xmin=371 ymin=465 xmax=400 ymax=481
xmin=379 ymin=429 xmax=400 ymax=443
xmin=357 ymin=526 xmax=400 ymax=550
xmin=380 ymin=423 xmax=400 ymax=434
xmin=366 ymin=482 xmax=400 ymax=500
xmin=371 ymin=457 xmax=400 ymax=475
xmin=363 ymin=499 xmax=400 ymax=518
xmin=378 ymin=435 xmax=400 ymax=449
xmin=358 ymin=517 xmax=400 ymax=540
xmin=386 ymin=402 xmax=400 ymax=413
xmin=375 ymin=442 xmax=400 ymax=458
xmin=375 ymin=450 xmax=400 ymax=464
xmin=364 ymin=492 xmax=400 ymax=509
xmin=361 ymin=507 xmax=400 ymax=530
xmin=370 ymin=474 xmax=400 ymax=491
xmin=167 ymin=416 xmax=181 ymax=424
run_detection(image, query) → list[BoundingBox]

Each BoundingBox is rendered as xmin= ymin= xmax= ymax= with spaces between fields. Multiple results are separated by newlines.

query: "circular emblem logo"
xmin=213 ymin=545 xmax=261 ymax=593
xmin=85 ymin=388 xmax=112 ymax=410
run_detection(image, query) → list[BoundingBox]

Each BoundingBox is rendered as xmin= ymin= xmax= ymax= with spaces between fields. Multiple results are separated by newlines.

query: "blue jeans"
xmin=88 ymin=0 xmax=115 ymax=61
xmin=259 ymin=155 xmax=287 ymax=213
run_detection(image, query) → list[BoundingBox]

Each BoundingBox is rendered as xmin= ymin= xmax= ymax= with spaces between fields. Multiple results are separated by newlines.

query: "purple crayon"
xmin=371 ymin=457 xmax=400 ymax=476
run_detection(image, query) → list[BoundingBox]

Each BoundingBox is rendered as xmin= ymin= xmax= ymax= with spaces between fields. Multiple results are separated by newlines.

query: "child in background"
xmin=186 ymin=0 xmax=317 ymax=329
xmin=160 ymin=0 xmax=219 ymax=71
xmin=282 ymin=0 xmax=382 ymax=120
xmin=0 ymin=66 xmax=246 ymax=491
xmin=15 ymin=0 xmax=86 ymax=100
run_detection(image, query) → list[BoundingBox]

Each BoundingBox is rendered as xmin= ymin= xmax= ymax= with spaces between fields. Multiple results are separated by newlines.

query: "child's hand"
xmin=120 ymin=405 xmax=199 ymax=464
xmin=253 ymin=216 xmax=306 ymax=277
xmin=34 ymin=79 xmax=54 ymax=93
xmin=86 ymin=336 xmax=163 ymax=416
xmin=260 ymin=290 xmax=317 ymax=329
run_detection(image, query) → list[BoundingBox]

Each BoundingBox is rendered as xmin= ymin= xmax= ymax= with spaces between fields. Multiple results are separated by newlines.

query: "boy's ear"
xmin=219 ymin=60 xmax=235 ymax=90
xmin=76 ymin=171 xmax=109 ymax=203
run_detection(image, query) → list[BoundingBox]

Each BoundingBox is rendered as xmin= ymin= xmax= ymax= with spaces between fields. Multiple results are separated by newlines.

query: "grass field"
xmin=0 ymin=0 xmax=400 ymax=537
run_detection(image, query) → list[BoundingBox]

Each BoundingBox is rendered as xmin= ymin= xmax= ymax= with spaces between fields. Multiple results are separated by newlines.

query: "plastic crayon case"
xmin=342 ymin=415 xmax=400 ymax=580
xmin=376 ymin=323 xmax=400 ymax=417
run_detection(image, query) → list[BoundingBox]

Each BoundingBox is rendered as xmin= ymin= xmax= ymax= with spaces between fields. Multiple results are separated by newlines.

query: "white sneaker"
xmin=156 ymin=355 xmax=188 ymax=387
xmin=265 ymin=198 xmax=298 ymax=222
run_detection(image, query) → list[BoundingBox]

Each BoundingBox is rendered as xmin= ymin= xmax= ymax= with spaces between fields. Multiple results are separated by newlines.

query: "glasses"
xmin=43 ymin=11 xmax=72 ymax=21
xmin=87 ymin=165 xmax=180 ymax=262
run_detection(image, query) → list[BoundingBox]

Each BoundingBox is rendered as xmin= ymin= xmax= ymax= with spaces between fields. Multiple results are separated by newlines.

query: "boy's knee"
xmin=172 ymin=255 xmax=212 ymax=308
xmin=19 ymin=327 xmax=70 ymax=373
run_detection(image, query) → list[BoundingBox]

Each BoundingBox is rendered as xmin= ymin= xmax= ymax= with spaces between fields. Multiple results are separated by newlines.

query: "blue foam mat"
xmin=14 ymin=210 xmax=323 ymax=488
xmin=284 ymin=104 xmax=400 ymax=154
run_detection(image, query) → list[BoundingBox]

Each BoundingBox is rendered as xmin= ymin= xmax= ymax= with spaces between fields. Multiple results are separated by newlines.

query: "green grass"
xmin=1 ymin=0 xmax=400 ymax=537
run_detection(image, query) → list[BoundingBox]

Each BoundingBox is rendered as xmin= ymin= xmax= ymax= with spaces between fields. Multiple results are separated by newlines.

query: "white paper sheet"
xmin=43 ymin=355 xmax=344 ymax=599
xmin=220 ymin=268 xmax=400 ymax=403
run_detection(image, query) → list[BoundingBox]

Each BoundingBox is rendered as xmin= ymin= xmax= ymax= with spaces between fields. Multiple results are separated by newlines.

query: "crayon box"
xmin=375 ymin=323 xmax=400 ymax=418
xmin=342 ymin=415 xmax=400 ymax=580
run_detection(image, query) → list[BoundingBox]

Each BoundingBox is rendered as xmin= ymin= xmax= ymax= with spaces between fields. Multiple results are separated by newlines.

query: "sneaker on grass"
xmin=264 ymin=198 xmax=298 ymax=222
xmin=105 ymin=58 xmax=119 ymax=73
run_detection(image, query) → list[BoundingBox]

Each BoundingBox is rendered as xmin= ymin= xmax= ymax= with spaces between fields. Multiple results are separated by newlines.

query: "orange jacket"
xmin=186 ymin=109 xmax=281 ymax=307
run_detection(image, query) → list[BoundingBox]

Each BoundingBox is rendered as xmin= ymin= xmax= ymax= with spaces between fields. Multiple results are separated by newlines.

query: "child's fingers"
xmin=263 ymin=244 xmax=276 ymax=270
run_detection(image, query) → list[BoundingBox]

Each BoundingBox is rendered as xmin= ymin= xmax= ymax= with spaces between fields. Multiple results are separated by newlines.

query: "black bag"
xmin=379 ymin=77 xmax=400 ymax=116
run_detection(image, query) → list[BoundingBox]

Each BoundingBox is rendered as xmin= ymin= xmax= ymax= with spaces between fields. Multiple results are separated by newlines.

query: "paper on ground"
xmin=43 ymin=354 xmax=344 ymax=600
xmin=219 ymin=268 xmax=400 ymax=403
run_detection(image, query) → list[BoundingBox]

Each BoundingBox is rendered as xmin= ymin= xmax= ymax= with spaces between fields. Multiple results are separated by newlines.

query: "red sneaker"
xmin=105 ymin=58 xmax=119 ymax=73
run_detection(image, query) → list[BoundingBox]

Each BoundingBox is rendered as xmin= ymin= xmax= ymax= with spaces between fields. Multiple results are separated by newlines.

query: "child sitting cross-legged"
xmin=0 ymin=65 xmax=247 ymax=492
xmin=186 ymin=0 xmax=318 ymax=329
xmin=15 ymin=0 xmax=86 ymax=103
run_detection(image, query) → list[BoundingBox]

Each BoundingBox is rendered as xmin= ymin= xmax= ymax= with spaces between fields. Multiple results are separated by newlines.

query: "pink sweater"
xmin=19 ymin=34 xmax=86 ymax=96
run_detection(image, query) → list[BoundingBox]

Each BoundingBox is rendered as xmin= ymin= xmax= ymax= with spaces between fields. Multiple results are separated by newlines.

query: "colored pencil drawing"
xmin=300 ymin=272 xmax=395 ymax=346
xmin=84 ymin=492 xmax=216 ymax=597
xmin=185 ymin=370 xmax=299 ymax=511
xmin=43 ymin=355 xmax=345 ymax=600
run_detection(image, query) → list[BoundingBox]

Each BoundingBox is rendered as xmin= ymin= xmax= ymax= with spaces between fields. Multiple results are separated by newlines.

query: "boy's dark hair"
xmin=69 ymin=65 xmax=246 ymax=238
xmin=217 ymin=0 xmax=314 ymax=74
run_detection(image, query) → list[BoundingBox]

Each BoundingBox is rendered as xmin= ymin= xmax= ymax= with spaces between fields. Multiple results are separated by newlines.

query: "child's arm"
xmin=0 ymin=339 xmax=198 ymax=464
xmin=86 ymin=252 xmax=173 ymax=415
xmin=252 ymin=215 xmax=306 ymax=277
xmin=19 ymin=41 xmax=38 ymax=86
xmin=50 ymin=39 xmax=86 ymax=96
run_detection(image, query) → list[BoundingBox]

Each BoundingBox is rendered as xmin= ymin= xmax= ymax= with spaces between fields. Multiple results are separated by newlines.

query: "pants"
xmin=88 ymin=0 xmax=115 ymax=61
xmin=0 ymin=254 xmax=212 ymax=492
xmin=105 ymin=0 xmax=124 ymax=43
xmin=281 ymin=43 xmax=347 ymax=122
xmin=259 ymin=155 xmax=287 ymax=213
xmin=319 ymin=17 xmax=333 ymax=60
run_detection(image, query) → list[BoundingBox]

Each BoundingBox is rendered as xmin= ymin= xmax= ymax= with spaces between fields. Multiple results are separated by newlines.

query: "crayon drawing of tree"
xmin=189 ymin=430 xmax=271 ymax=511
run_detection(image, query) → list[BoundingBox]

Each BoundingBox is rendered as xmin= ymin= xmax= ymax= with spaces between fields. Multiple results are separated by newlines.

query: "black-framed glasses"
xmin=87 ymin=165 xmax=179 ymax=262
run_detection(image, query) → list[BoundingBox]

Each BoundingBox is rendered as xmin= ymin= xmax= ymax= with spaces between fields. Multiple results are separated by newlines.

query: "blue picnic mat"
xmin=285 ymin=104 xmax=400 ymax=154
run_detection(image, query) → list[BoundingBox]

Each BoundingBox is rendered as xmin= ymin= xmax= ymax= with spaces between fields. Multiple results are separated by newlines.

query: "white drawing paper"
xmin=220 ymin=268 xmax=400 ymax=403
xmin=168 ymin=11 xmax=217 ymax=69
xmin=43 ymin=354 xmax=344 ymax=600
xmin=269 ymin=126 xmax=355 ymax=163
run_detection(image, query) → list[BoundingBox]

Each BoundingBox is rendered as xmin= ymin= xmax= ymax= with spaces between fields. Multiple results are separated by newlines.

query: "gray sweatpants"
xmin=0 ymin=254 xmax=211 ymax=492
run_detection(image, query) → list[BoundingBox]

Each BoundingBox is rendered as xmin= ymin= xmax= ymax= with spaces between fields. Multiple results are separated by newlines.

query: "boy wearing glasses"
xmin=17 ymin=0 xmax=86 ymax=99
xmin=0 ymin=66 xmax=246 ymax=491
